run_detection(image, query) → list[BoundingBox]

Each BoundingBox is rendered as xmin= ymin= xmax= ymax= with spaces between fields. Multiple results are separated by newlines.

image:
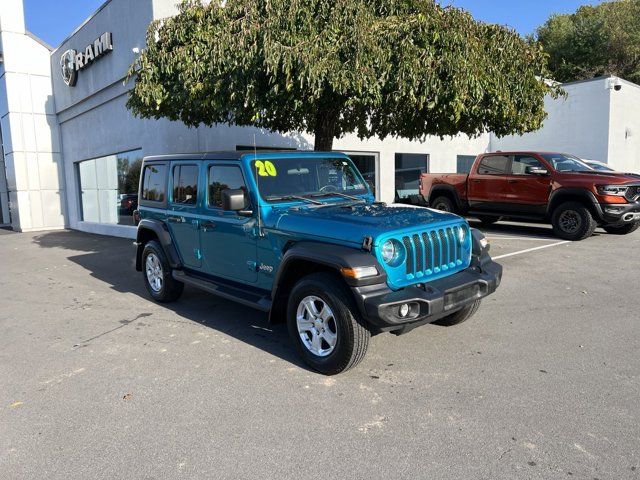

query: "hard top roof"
xmin=143 ymin=151 xmax=347 ymax=162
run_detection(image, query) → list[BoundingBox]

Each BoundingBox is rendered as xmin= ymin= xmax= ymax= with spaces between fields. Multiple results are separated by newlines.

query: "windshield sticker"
xmin=255 ymin=161 xmax=278 ymax=177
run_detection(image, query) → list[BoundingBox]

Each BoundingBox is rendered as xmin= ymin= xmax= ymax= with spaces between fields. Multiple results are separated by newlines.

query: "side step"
xmin=172 ymin=271 xmax=272 ymax=312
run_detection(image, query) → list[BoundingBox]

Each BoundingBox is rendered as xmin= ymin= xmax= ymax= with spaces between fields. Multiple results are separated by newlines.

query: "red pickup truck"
xmin=419 ymin=152 xmax=640 ymax=241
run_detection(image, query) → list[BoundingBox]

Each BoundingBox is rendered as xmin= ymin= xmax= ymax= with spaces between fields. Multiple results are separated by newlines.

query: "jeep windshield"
xmin=540 ymin=153 xmax=594 ymax=172
xmin=252 ymin=157 xmax=369 ymax=203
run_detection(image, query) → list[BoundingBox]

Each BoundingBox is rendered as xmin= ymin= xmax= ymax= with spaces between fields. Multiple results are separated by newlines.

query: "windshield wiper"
xmin=309 ymin=192 xmax=365 ymax=202
xmin=266 ymin=195 xmax=323 ymax=205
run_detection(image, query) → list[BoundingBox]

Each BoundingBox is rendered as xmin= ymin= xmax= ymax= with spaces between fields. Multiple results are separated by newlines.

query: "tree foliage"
xmin=537 ymin=0 xmax=640 ymax=84
xmin=127 ymin=0 xmax=557 ymax=150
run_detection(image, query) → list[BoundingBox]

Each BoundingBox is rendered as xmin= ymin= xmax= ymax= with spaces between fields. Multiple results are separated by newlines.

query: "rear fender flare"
xmin=135 ymin=219 xmax=182 ymax=271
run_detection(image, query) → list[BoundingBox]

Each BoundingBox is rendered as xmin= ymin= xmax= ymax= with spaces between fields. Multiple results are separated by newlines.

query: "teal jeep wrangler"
xmin=134 ymin=152 xmax=502 ymax=374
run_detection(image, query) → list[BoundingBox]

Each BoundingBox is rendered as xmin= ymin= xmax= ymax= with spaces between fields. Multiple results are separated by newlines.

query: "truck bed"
xmin=419 ymin=173 xmax=468 ymax=202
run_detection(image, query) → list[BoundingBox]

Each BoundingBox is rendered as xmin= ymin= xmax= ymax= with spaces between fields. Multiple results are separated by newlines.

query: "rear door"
xmin=167 ymin=162 xmax=202 ymax=269
xmin=504 ymin=154 xmax=552 ymax=215
xmin=467 ymin=154 xmax=510 ymax=211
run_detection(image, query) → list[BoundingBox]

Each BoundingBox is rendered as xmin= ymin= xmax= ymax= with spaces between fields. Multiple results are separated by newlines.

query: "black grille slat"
xmin=430 ymin=231 xmax=440 ymax=269
xmin=446 ymin=228 xmax=455 ymax=265
xmin=422 ymin=232 xmax=432 ymax=272
xmin=439 ymin=230 xmax=448 ymax=266
xmin=412 ymin=235 xmax=423 ymax=273
xmin=403 ymin=236 xmax=414 ymax=275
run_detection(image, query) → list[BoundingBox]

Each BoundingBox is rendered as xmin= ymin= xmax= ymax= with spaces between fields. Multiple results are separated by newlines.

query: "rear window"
xmin=477 ymin=155 xmax=510 ymax=175
xmin=142 ymin=164 xmax=167 ymax=202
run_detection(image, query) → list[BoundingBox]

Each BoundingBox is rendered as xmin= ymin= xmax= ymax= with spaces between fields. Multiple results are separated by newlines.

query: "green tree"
xmin=127 ymin=0 xmax=557 ymax=151
xmin=537 ymin=0 xmax=640 ymax=84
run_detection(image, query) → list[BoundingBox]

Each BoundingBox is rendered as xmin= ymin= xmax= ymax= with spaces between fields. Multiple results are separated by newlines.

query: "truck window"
xmin=142 ymin=164 xmax=167 ymax=202
xmin=208 ymin=165 xmax=247 ymax=208
xmin=477 ymin=155 xmax=510 ymax=175
xmin=172 ymin=165 xmax=199 ymax=205
xmin=511 ymin=155 xmax=545 ymax=175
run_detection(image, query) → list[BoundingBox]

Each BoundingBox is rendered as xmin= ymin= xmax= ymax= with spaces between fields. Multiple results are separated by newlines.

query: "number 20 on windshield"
xmin=255 ymin=161 xmax=277 ymax=177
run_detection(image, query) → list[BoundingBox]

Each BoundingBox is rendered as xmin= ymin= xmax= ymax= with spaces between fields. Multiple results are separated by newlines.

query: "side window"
xmin=208 ymin=165 xmax=247 ymax=208
xmin=511 ymin=155 xmax=545 ymax=175
xmin=477 ymin=155 xmax=510 ymax=175
xmin=142 ymin=164 xmax=167 ymax=202
xmin=172 ymin=165 xmax=199 ymax=205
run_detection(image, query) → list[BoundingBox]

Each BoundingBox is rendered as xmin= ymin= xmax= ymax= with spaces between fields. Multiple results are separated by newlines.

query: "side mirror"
xmin=525 ymin=166 xmax=549 ymax=176
xmin=221 ymin=189 xmax=250 ymax=214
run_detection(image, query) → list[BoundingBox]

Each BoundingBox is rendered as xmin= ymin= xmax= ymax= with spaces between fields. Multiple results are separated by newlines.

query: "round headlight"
xmin=381 ymin=240 xmax=400 ymax=265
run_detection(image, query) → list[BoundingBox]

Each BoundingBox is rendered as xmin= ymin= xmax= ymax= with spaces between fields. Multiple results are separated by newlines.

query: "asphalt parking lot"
xmin=1 ymin=223 xmax=639 ymax=479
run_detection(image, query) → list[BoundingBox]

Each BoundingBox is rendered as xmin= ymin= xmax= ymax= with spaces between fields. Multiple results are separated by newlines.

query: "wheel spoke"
xmin=319 ymin=305 xmax=333 ymax=322
xmin=297 ymin=317 xmax=314 ymax=332
xmin=321 ymin=329 xmax=337 ymax=347
xmin=311 ymin=331 xmax=323 ymax=353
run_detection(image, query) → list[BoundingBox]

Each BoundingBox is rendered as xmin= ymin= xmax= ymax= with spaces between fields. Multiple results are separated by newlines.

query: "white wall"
xmin=491 ymin=78 xmax=612 ymax=162
xmin=0 ymin=0 xmax=66 ymax=232
xmin=608 ymin=78 xmax=640 ymax=172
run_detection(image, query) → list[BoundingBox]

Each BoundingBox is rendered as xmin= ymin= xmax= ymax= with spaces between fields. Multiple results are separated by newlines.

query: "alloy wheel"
xmin=558 ymin=210 xmax=582 ymax=234
xmin=296 ymin=296 xmax=338 ymax=357
xmin=145 ymin=253 xmax=163 ymax=293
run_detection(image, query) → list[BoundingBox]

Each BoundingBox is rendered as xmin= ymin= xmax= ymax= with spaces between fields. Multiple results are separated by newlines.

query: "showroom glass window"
xmin=77 ymin=149 xmax=143 ymax=226
xmin=395 ymin=153 xmax=429 ymax=202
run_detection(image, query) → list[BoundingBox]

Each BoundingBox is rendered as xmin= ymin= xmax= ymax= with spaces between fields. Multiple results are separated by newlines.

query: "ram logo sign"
xmin=60 ymin=32 xmax=113 ymax=87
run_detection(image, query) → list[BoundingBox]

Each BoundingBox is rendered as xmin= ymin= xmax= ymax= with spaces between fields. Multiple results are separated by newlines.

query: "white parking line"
xmin=492 ymin=241 xmax=571 ymax=260
xmin=486 ymin=236 xmax=558 ymax=242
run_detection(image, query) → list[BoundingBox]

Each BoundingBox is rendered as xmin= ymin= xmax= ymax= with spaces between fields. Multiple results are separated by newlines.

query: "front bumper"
xmin=352 ymin=257 xmax=502 ymax=333
xmin=600 ymin=202 xmax=640 ymax=225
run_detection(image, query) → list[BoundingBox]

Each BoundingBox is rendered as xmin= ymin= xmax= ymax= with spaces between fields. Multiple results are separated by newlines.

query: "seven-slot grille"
xmin=401 ymin=226 xmax=466 ymax=279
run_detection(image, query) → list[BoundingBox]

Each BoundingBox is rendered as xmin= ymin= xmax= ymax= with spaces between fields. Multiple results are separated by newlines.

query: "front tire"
xmin=551 ymin=201 xmax=597 ymax=241
xmin=433 ymin=300 xmax=481 ymax=327
xmin=142 ymin=240 xmax=184 ymax=303
xmin=287 ymin=272 xmax=370 ymax=375
xmin=603 ymin=222 xmax=640 ymax=235
xmin=431 ymin=196 xmax=456 ymax=213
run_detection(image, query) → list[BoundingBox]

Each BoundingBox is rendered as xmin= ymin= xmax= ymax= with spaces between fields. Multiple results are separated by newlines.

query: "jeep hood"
xmin=268 ymin=203 xmax=463 ymax=245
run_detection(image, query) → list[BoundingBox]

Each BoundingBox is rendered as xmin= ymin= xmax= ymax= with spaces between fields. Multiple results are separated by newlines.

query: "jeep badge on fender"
xmin=134 ymin=152 xmax=503 ymax=375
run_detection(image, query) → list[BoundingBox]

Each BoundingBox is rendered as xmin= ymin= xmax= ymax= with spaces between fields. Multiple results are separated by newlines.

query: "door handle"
xmin=201 ymin=220 xmax=216 ymax=230
xmin=471 ymin=179 xmax=481 ymax=184
xmin=507 ymin=179 xmax=518 ymax=184
xmin=167 ymin=216 xmax=183 ymax=223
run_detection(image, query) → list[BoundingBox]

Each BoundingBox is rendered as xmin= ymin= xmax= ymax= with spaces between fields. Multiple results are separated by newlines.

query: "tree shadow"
xmin=31 ymin=230 xmax=308 ymax=370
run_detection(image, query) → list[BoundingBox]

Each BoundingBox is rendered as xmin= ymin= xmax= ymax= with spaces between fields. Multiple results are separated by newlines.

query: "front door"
xmin=503 ymin=154 xmax=552 ymax=215
xmin=200 ymin=163 xmax=258 ymax=283
xmin=167 ymin=163 xmax=202 ymax=269
xmin=468 ymin=154 xmax=510 ymax=211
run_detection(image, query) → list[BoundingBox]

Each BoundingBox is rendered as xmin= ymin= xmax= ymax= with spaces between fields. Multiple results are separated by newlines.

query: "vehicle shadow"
xmin=32 ymin=230 xmax=308 ymax=370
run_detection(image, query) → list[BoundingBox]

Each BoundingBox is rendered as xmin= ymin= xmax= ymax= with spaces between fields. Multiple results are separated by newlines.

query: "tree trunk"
xmin=313 ymin=109 xmax=339 ymax=151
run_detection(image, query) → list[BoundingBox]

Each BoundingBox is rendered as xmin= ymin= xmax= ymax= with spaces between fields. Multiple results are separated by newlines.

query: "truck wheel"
xmin=287 ymin=272 xmax=370 ymax=375
xmin=603 ymin=222 xmax=640 ymax=235
xmin=433 ymin=300 xmax=481 ymax=327
xmin=551 ymin=201 xmax=597 ymax=241
xmin=431 ymin=196 xmax=456 ymax=213
xmin=477 ymin=215 xmax=500 ymax=225
xmin=142 ymin=240 xmax=184 ymax=303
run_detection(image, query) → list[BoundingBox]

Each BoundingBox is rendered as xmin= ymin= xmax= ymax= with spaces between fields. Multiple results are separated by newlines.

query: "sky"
xmin=24 ymin=0 xmax=605 ymax=49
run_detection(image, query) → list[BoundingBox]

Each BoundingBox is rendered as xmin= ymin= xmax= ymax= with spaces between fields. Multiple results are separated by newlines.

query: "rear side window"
xmin=477 ymin=155 xmax=510 ymax=175
xmin=208 ymin=165 xmax=247 ymax=208
xmin=172 ymin=165 xmax=199 ymax=205
xmin=142 ymin=164 xmax=167 ymax=202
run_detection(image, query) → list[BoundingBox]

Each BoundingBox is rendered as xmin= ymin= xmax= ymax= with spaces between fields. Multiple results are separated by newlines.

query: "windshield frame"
xmin=244 ymin=153 xmax=373 ymax=205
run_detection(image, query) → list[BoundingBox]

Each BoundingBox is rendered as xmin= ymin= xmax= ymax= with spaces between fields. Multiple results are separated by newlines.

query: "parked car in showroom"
xmin=420 ymin=151 xmax=640 ymax=241
xmin=134 ymin=152 xmax=502 ymax=374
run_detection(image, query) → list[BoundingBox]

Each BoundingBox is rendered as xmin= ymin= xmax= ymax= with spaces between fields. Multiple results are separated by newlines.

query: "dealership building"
xmin=1 ymin=0 xmax=639 ymax=238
